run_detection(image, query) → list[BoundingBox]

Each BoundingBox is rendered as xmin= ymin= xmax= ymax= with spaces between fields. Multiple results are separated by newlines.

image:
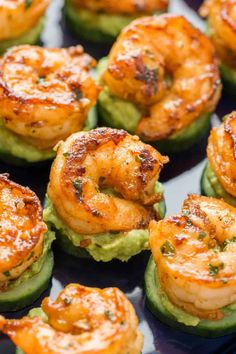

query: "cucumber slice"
xmin=0 ymin=17 xmax=45 ymax=54
xmin=0 ymin=107 xmax=97 ymax=166
xmin=201 ymin=163 xmax=236 ymax=206
xmin=220 ymin=63 xmax=236 ymax=94
xmin=64 ymin=0 xmax=165 ymax=43
xmin=145 ymin=256 xmax=236 ymax=337
xmin=0 ymin=251 xmax=53 ymax=312
xmin=64 ymin=0 xmax=136 ymax=42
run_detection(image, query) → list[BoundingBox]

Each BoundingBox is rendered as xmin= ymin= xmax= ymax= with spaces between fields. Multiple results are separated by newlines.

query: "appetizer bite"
xmin=201 ymin=111 xmax=236 ymax=206
xmin=64 ymin=0 xmax=169 ymax=43
xmin=97 ymin=15 xmax=222 ymax=153
xmin=200 ymin=0 xmax=236 ymax=91
xmin=0 ymin=174 xmax=54 ymax=312
xmin=44 ymin=127 xmax=168 ymax=261
xmin=0 ymin=283 xmax=144 ymax=354
xmin=0 ymin=45 xmax=100 ymax=165
xmin=145 ymin=195 xmax=236 ymax=337
xmin=0 ymin=0 xmax=50 ymax=53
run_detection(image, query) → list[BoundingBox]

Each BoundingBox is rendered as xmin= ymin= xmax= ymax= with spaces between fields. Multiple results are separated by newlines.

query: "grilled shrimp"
xmin=0 ymin=45 xmax=100 ymax=150
xmin=0 ymin=174 xmax=46 ymax=288
xmin=150 ymin=194 xmax=236 ymax=320
xmin=48 ymin=127 xmax=168 ymax=235
xmin=0 ymin=283 xmax=143 ymax=354
xmin=0 ymin=0 xmax=49 ymax=41
xmin=207 ymin=111 xmax=236 ymax=198
xmin=102 ymin=15 xmax=221 ymax=141
xmin=72 ymin=0 xmax=168 ymax=14
xmin=200 ymin=0 xmax=236 ymax=69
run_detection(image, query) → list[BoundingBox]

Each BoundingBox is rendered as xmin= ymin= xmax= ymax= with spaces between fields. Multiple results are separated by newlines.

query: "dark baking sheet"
xmin=0 ymin=0 xmax=236 ymax=353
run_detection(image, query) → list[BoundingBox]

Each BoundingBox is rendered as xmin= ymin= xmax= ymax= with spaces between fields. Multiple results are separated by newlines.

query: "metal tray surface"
xmin=0 ymin=0 xmax=236 ymax=353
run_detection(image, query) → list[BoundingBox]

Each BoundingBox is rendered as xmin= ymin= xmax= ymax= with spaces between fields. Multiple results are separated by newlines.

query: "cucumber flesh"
xmin=144 ymin=256 xmax=236 ymax=337
xmin=0 ymin=251 xmax=53 ymax=312
xmin=201 ymin=163 xmax=236 ymax=206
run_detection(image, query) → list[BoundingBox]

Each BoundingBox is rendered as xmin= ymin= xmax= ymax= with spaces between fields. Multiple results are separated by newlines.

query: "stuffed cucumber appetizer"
xmin=0 ymin=283 xmax=143 ymax=354
xmin=0 ymin=0 xmax=50 ymax=54
xmin=44 ymin=127 xmax=168 ymax=262
xmin=201 ymin=111 xmax=236 ymax=206
xmin=64 ymin=0 xmax=169 ymax=43
xmin=97 ymin=15 xmax=222 ymax=153
xmin=0 ymin=174 xmax=54 ymax=312
xmin=0 ymin=45 xmax=100 ymax=165
xmin=200 ymin=0 xmax=236 ymax=92
xmin=145 ymin=194 xmax=236 ymax=337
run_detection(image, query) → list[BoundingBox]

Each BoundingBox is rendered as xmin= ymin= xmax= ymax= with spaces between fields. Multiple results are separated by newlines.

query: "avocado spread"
xmin=203 ymin=163 xmax=236 ymax=207
xmin=0 ymin=17 xmax=45 ymax=54
xmin=44 ymin=182 xmax=165 ymax=262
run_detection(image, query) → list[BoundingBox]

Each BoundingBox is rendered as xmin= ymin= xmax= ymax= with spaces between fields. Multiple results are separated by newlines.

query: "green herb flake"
xmin=198 ymin=231 xmax=207 ymax=240
xmin=73 ymin=87 xmax=83 ymax=100
xmin=104 ymin=310 xmax=115 ymax=321
xmin=73 ymin=179 xmax=83 ymax=201
xmin=25 ymin=0 xmax=32 ymax=9
xmin=63 ymin=152 xmax=70 ymax=157
xmin=209 ymin=262 xmax=224 ymax=276
xmin=37 ymin=77 xmax=46 ymax=85
xmin=160 ymin=241 xmax=176 ymax=257
xmin=64 ymin=297 xmax=72 ymax=305
xmin=186 ymin=219 xmax=192 ymax=227
xmin=182 ymin=209 xmax=190 ymax=217
xmin=3 ymin=270 xmax=10 ymax=277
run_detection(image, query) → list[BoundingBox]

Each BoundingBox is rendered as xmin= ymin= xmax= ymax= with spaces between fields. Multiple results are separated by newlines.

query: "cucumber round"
xmin=64 ymin=0 xmax=166 ymax=43
xmin=0 ymin=251 xmax=53 ymax=312
xmin=0 ymin=17 xmax=45 ymax=55
xmin=0 ymin=107 xmax=97 ymax=166
xmin=201 ymin=162 xmax=236 ymax=207
xmin=144 ymin=256 xmax=236 ymax=337
xmin=55 ymin=230 xmax=91 ymax=259
xmin=64 ymin=0 xmax=135 ymax=43
xmin=220 ymin=62 xmax=236 ymax=94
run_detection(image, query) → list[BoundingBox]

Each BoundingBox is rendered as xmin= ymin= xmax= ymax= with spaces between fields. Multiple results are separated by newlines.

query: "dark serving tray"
xmin=0 ymin=0 xmax=236 ymax=353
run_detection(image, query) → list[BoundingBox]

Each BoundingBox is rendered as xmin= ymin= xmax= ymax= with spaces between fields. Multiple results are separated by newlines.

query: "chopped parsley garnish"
xmin=209 ymin=262 xmax=224 ymax=276
xmin=64 ymin=297 xmax=72 ymax=305
xmin=104 ymin=310 xmax=115 ymax=321
xmin=3 ymin=270 xmax=10 ymax=277
xmin=198 ymin=231 xmax=207 ymax=240
xmin=160 ymin=241 xmax=176 ymax=257
xmin=73 ymin=87 xmax=83 ymax=100
xmin=25 ymin=0 xmax=32 ymax=9
xmin=37 ymin=77 xmax=46 ymax=85
xmin=182 ymin=209 xmax=190 ymax=217
xmin=73 ymin=179 xmax=83 ymax=201
xmin=223 ymin=236 xmax=236 ymax=250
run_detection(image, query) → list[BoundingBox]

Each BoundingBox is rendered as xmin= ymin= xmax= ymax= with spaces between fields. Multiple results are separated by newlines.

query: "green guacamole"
xmin=97 ymin=58 xmax=211 ymax=153
xmin=43 ymin=182 xmax=165 ymax=262
xmin=0 ymin=107 xmax=97 ymax=164
xmin=145 ymin=257 xmax=236 ymax=337
xmin=202 ymin=162 xmax=236 ymax=207
xmin=0 ymin=17 xmax=45 ymax=54
xmin=5 ymin=230 xmax=55 ymax=292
